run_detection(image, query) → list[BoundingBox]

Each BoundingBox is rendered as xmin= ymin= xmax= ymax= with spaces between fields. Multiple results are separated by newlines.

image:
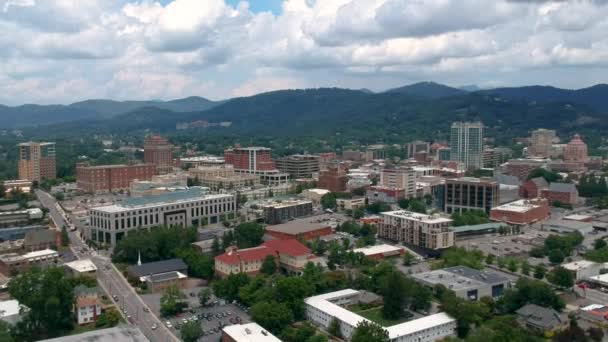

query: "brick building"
xmin=215 ymin=239 xmax=315 ymax=277
xmin=519 ymin=177 xmax=548 ymax=199
xmin=541 ymin=182 xmax=579 ymax=206
xmin=76 ymin=162 xmax=156 ymax=193
xmin=17 ymin=142 xmax=56 ymax=182
xmin=318 ymin=165 xmax=348 ymax=192
xmin=503 ymin=159 xmax=547 ymax=181
xmin=224 ymin=146 xmax=277 ymax=173
xmin=564 ymin=134 xmax=588 ymax=163
xmin=144 ymin=135 xmax=174 ymax=174
xmin=490 ymin=199 xmax=550 ymax=225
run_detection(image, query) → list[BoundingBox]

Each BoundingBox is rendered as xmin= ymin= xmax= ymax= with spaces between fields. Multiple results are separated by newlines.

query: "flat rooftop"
xmin=412 ymin=266 xmax=509 ymax=290
xmin=492 ymin=199 xmax=544 ymax=213
xmin=304 ymin=289 xmax=455 ymax=340
xmin=64 ymin=259 xmax=97 ymax=273
xmin=222 ymin=323 xmax=281 ymax=342
xmin=381 ymin=210 xmax=453 ymax=224
xmin=93 ymin=188 xmax=231 ymax=212
xmin=353 ymin=244 xmax=404 ymax=256
xmin=266 ymin=219 xmax=331 ymax=235
xmin=38 ymin=325 xmax=148 ymax=342
xmin=263 ymin=200 xmax=312 ymax=209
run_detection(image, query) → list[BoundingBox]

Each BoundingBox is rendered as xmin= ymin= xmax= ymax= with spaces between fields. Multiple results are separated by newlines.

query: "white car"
xmin=165 ymin=321 xmax=172 ymax=328
xmin=151 ymin=323 xmax=158 ymax=330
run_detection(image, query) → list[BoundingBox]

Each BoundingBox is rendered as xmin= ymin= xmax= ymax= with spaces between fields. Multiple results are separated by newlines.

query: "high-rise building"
xmin=564 ymin=134 xmax=588 ymax=163
xmin=275 ymin=154 xmax=320 ymax=179
xmin=17 ymin=142 xmax=56 ymax=182
xmin=224 ymin=146 xmax=289 ymax=185
xmin=380 ymin=167 xmax=416 ymax=198
xmin=450 ymin=122 xmax=483 ymax=169
xmin=144 ymin=135 xmax=174 ymax=174
xmin=529 ymin=129 xmax=556 ymax=158
xmin=443 ymin=177 xmax=499 ymax=214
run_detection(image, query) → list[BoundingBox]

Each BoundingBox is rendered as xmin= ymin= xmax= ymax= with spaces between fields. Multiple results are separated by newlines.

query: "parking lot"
xmin=141 ymin=287 xmax=250 ymax=341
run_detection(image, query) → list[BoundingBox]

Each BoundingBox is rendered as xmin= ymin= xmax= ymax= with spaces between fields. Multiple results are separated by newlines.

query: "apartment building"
xmin=529 ymin=129 xmax=556 ymax=158
xmin=88 ymin=188 xmax=235 ymax=246
xmin=76 ymin=162 xmax=156 ymax=193
xmin=378 ymin=211 xmax=454 ymax=250
xmin=305 ymin=289 xmax=456 ymax=341
xmin=263 ymin=200 xmax=313 ymax=224
xmin=188 ymin=165 xmax=259 ymax=190
xmin=380 ymin=167 xmax=416 ymax=198
xmin=17 ymin=142 xmax=56 ymax=182
xmin=443 ymin=177 xmax=499 ymax=214
xmin=450 ymin=122 xmax=483 ymax=170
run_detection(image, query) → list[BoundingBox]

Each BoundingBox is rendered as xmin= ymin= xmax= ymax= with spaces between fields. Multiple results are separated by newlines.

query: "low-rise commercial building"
xmin=562 ymin=260 xmax=602 ymax=281
xmin=188 ymin=165 xmax=259 ymax=190
xmin=541 ymin=219 xmax=594 ymax=235
xmin=378 ymin=211 xmax=454 ymax=250
xmin=489 ymin=199 xmax=550 ymax=225
xmin=76 ymin=162 xmax=156 ymax=194
xmin=336 ymin=197 xmax=366 ymax=211
xmin=300 ymin=188 xmax=330 ymax=206
xmin=64 ymin=259 xmax=98 ymax=278
xmin=541 ymin=183 xmax=579 ymax=206
xmin=265 ymin=218 xmax=333 ymax=241
xmin=0 ymin=208 xmax=44 ymax=227
xmin=129 ymin=172 xmax=188 ymax=197
xmin=263 ymin=200 xmax=313 ymax=224
xmin=38 ymin=325 xmax=148 ymax=342
xmin=180 ymin=156 xmax=225 ymax=168
xmin=366 ymin=186 xmax=406 ymax=204
xmin=23 ymin=229 xmax=59 ymax=251
xmin=222 ymin=323 xmax=281 ymax=342
xmin=0 ymin=249 xmax=59 ymax=274
xmin=0 ymin=299 xmax=28 ymax=325
xmin=412 ymin=266 xmax=510 ymax=301
xmin=88 ymin=188 xmax=235 ymax=246
xmin=2 ymin=179 xmax=32 ymax=196
xmin=352 ymin=244 xmax=404 ymax=260
xmin=215 ymin=239 xmax=315 ymax=277
xmin=305 ymin=289 xmax=456 ymax=341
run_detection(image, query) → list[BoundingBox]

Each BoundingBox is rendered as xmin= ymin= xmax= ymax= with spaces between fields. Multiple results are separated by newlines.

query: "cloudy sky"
xmin=1 ymin=0 xmax=608 ymax=105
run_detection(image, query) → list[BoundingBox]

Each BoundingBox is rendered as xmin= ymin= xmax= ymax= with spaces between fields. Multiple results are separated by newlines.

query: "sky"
xmin=1 ymin=0 xmax=608 ymax=105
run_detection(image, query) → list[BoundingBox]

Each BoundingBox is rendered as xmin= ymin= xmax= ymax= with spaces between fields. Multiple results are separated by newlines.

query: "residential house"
xmin=516 ymin=304 xmax=565 ymax=333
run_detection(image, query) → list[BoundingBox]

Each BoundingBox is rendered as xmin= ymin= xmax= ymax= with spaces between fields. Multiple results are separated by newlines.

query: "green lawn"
xmin=351 ymin=306 xmax=413 ymax=327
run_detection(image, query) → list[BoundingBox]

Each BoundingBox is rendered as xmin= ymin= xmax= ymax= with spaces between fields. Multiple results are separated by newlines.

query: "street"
xmin=36 ymin=190 xmax=179 ymax=342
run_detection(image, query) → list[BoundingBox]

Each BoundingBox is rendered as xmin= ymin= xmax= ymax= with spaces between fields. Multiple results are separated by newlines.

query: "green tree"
xmin=235 ymin=222 xmax=265 ymax=248
xmin=398 ymin=198 xmax=410 ymax=209
xmin=95 ymin=307 xmax=121 ymax=328
xmin=548 ymin=249 xmax=565 ymax=264
xmin=527 ymin=168 xmax=562 ymax=183
xmin=181 ymin=321 xmax=202 ymax=342
xmin=160 ymin=285 xmax=186 ymax=317
xmin=533 ymin=264 xmax=547 ymax=279
xmin=260 ymin=255 xmax=277 ymax=275
xmin=250 ymin=301 xmax=293 ymax=335
xmin=211 ymin=236 xmax=221 ymax=256
xmin=61 ymin=225 xmax=69 ymax=246
xmin=402 ymin=253 xmax=416 ymax=266
xmin=198 ymin=288 xmax=212 ymax=306
xmin=321 ymin=193 xmax=337 ymax=210
xmin=507 ymin=259 xmax=518 ymax=272
xmin=382 ymin=271 xmax=406 ymax=320
xmin=213 ymin=273 xmax=249 ymax=302
xmin=275 ymin=276 xmax=314 ymax=319
xmin=306 ymin=335 xmax=328 ymax=342
xmin=0 ymin=320 xmax=14 ymax=342
xmin=8 ymin=267 xmax=74 ymax=340
xmin=351 ymin=321 xmax=390 ymax=342
xmin=594 ymin=238 xmax=607 ymax=250
xmin=521 ymin=260 xmax=531 ymax=276
xmin=408 ymin=199 xmax=427 ymax=214
xmin=328 ymin=317 xmax=342 ymax=338
xmin=499 ymin=278 xmax=564 ymax=313
xmin=548 ymin=266 xmax=574 ymax=289
xmin=281 ymin=322 xmax=317 ymax=342
xmin=175 ymin=247 xmax=214 ymax=279
xmin=485 ymin=254 xmax=495 ymax=265
xmin=353 ymin=208 xmax=365 ymax=219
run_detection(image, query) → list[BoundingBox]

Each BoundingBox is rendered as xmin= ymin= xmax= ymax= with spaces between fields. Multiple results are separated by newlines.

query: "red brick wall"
xmin=519 ymin=180 xmax=542 ymax=198
xmin=490 ymin=202 xmax=549 ymax=225
xmin=77 ymin=164 xmax=155 ymax=193
xmin=541 ymin=190 xmax=577 ymax=205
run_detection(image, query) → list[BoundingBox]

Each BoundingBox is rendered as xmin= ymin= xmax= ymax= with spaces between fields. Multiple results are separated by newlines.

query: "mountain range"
xmin=4 ymin=82 xmax=608 ymax=143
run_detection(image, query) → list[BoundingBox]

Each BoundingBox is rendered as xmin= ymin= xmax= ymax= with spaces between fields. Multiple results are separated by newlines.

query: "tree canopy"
xmin=351 ymin=321 xmax=390 ymax=342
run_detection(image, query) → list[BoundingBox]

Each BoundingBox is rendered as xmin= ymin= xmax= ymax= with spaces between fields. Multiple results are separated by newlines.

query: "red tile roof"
xmin=262 ymin=239 xmax=311 ymax=257
xmin=215 ymin=239 xmax=310 ymax=265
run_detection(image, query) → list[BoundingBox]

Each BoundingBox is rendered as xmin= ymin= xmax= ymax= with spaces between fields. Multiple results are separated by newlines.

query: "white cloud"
xmin=1 ymin=0 xmax=608 ymax=105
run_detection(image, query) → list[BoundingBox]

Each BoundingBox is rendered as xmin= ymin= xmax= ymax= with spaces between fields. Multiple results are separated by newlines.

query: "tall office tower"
xmin=529 ymin=129 xmax=556 ymax=158
xmin=275 ymin=154 xmax=320 ymax=179
xmin=18 ymin=142 xmax=56 ymax=182
xmin=143 ymin=135 xmax=174 ymax=174
xmin=564 ymin=134 xmax=588 ymax=163
xmin=450 ymin=121 xmax=483 ymax=169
